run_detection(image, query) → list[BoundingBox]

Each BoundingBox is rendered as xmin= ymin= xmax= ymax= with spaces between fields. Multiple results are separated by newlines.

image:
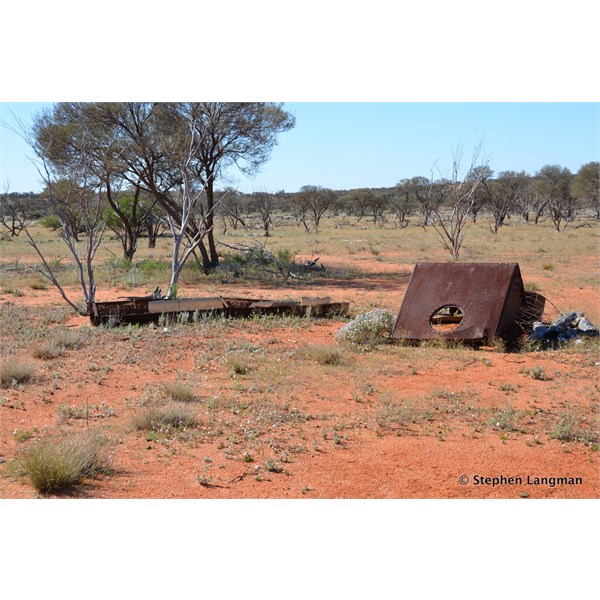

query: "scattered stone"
xmin=575 ymin=316 xmax=598 ymax=336
xmin=529 ymin=311 xmax=598 ymax=348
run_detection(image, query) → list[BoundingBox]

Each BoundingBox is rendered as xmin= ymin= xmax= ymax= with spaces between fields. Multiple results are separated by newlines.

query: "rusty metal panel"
xmin=301 ymin=296 xmax=332 ymax=306
xmin=147 ymin=297 xmax=227 ymax=314
xmin=391 ymin=262 xmax=525 ymax=342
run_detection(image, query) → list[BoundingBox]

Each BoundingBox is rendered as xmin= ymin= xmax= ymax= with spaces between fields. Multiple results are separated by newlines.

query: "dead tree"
xmin=26 ymin=160 xmax=106 ymax=315
xmin=429 ymin=144 xmax=488 ymax=260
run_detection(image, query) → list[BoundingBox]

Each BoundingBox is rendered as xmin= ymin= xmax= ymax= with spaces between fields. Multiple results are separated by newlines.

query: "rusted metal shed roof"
xmin=390 ymin=262 xmax=526 ymax=342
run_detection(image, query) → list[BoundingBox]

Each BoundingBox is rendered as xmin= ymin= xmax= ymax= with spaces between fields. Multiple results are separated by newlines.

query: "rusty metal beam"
xmin=90 ymin=296 xmax=349 ymax=326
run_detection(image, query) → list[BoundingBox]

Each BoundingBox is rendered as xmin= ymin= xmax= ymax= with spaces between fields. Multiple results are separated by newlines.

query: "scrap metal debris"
xmin=391 ymin=262 xmax=527 ymax=343
xmin=90 ymin=295 xmax=349 ymax=326
xmin=530 ymin=312 xmax=598 ymax=347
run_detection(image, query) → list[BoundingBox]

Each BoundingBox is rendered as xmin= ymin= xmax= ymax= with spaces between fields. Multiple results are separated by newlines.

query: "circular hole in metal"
xmin=429 ymin=305 xmax=464 ymax=332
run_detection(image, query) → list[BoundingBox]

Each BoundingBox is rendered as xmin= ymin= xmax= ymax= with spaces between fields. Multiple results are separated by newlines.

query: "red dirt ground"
xmin=1 ymin=264 xmax=598 ymax=500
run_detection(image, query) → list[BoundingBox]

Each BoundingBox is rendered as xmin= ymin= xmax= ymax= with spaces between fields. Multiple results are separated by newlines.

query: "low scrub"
xmin=16 ymin=432 xmax=108 ymax=494
xmin=376 ymin=398 xmax=418 ymax=431
xmin=307 ymin=345 xmax=346 ymax=366
xmin=132 ymin=403 xmax=199 ymax=432
xmin=161 ymin=381 xmax=199 ymax=403
xmin=32 ymin=329 xmax=82 ymax=360
xmin=228 ymin=354 xmax=252 ymax=376
xmin=551 ymin=410 xmax=598 ymax=443
xmin=335 ymin=309 xmax=395 ymax=346
xmin=0 ymin=360 xmax=35 ymax=386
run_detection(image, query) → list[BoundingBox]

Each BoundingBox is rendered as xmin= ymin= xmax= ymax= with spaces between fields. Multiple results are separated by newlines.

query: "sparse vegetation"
xmin=551 ymin=409 xmax=598 ymax=443
xmin=376 ymin=398 xmax=417 ymax=431
xmin=488 ymin=406 xmax=525 ymax=433
xmin=0 ymin=198 xmax=597 ymax=499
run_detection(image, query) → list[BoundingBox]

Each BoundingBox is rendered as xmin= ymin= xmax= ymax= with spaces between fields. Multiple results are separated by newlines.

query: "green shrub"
xmin=530 ymin=366 xmax=549 ymax=381
xmin=137 ymin=258 xmax=167 ymax=272
xmin=16 ymin=432 xmax=108 ymax=494
xmin=38 ymin=215 xmax=62 ymax=231
xmin=335 ymin=309 xmax=395 ymax=346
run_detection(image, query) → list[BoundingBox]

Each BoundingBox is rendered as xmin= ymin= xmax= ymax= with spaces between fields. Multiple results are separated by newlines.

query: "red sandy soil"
xmin=1 ymin=269 xmax=598 ymax=499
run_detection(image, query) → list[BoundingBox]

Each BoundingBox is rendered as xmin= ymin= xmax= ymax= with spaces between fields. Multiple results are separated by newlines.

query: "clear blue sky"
xmin=1 ymin=102 xmax=598 ymax=194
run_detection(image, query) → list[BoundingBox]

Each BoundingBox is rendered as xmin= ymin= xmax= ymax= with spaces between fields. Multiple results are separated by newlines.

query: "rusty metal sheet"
xmin=301 ymin=296 xmax=332 ymax=306
xmin=147 ymin=297 xmax=227 ymax=314
xmin=391 ymin=262 xmax=526 ymax=342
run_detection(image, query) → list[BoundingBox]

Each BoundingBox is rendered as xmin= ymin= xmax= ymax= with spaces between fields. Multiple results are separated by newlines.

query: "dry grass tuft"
xmin=0 ymin=360 xmax=35 ymax=386
xmin=16 ymin=432 xmax=109 ymax=494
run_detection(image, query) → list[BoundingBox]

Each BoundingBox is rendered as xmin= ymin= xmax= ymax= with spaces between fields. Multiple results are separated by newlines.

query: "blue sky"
xmin=1 ymin=102 xmax=597 ymax=194
xmin=0 ymin=102 xmax=600 ymax=192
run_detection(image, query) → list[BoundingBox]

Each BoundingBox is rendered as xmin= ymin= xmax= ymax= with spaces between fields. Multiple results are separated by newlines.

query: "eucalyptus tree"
xmin=406 ymin=176 xmax=438 ymax=226
xmin=392 ymin=180 xmax=416 ymax=228
xmin=534 ymin=165 xmax=575 ymax=231
xmin=293 ymin=185 xmax=336 ymax=233
xmin=31 ymin=102 xmax=294 ymax=275
xmin=571 ymin=162 xmax=600 ymax=220
xmin=483 ymin=170 xmax=529 ymax=233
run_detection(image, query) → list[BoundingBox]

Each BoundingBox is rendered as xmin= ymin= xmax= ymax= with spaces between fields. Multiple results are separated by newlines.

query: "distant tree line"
xmin=3 ymin=161 xmax=598 ymax=248
xmin=1 ymin=102 xmax=597 ymax=308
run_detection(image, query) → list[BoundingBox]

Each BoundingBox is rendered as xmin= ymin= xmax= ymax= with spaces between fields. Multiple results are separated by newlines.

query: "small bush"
xmin=307 ymin=345 xmax=346 ymax=366
xmin=32 ymin=329 xmax=82 ymax=360
xmin=530 ymin=366 xmax=549 ymax=381
xmin=28 ymin=278 xmax=48 ymax=290
xmin=488 ymin=406 xmax=524 ymax=432
xmin=0 ymin=360 xmax=35 ymax=386
xmin=32 ymin=342 xmax=64 ymax=360
xmin=16 ymin=432 xmax=108 ymax=494
xmin=137 ymin=258 xmax=167 ymax=272
xmin=376 ymin=398 xmax=417 ymax=431
xmin=132 ymin=403 xmax=198 ymax=432
xmin=334 ymin=309 xmax=395 ymax=346
xmin=51 ymin=329 xmax=83 ymax=350
xmin=228 ymin=355 xmax=252 ymax=376
xmin=263 ymin=459 xmax=284 ymax=473
xmin=550 ymin=410 xmax=597 ymax=443
xmin=161 ymin=381 xmax=199 ymax=403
